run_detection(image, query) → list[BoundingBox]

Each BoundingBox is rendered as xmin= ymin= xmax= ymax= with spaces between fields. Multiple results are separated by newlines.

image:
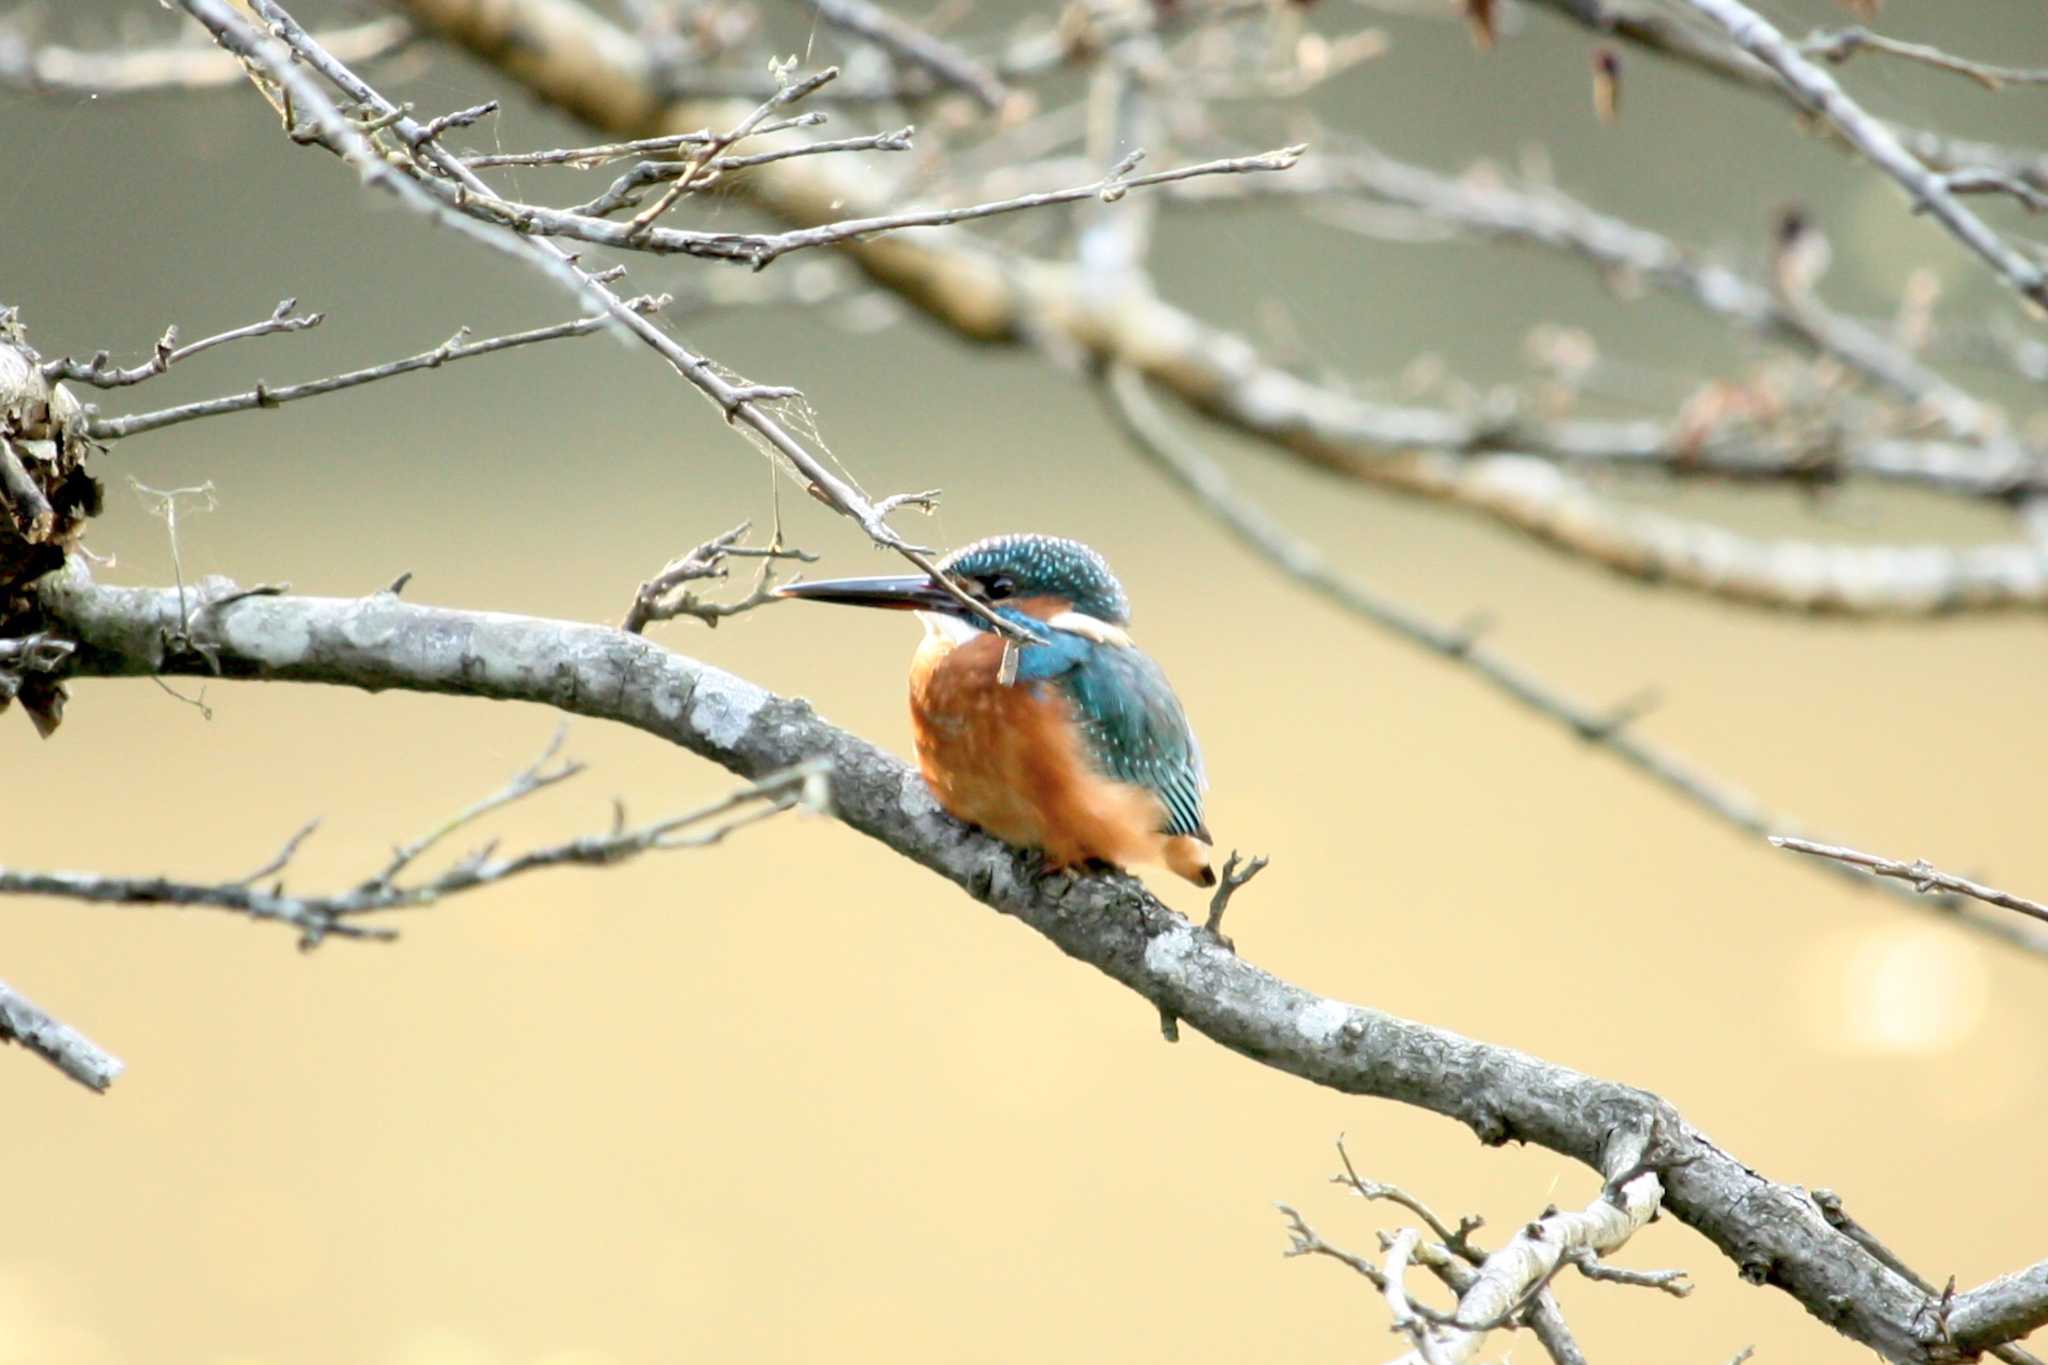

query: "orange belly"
xmin=909 ymin=627 xmax=1212 ymax=884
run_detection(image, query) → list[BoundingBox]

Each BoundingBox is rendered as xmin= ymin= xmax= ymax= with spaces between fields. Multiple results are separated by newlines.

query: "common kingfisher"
xmin=776 ymin=534 xmax=1216 ymax=887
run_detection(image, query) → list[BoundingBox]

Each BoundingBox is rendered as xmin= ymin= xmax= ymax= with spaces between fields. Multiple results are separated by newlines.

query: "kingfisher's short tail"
xmin=1166 ymin=836 xmax=1217 ymax=888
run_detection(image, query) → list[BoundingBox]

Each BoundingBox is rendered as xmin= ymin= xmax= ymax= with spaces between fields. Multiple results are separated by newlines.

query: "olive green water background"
xmin=5 ymin=1 xmax=2048 ymax=1361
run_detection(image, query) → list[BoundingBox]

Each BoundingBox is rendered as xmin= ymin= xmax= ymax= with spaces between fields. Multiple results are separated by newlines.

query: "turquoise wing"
xmin=1053 ymin=643 xmax=1210 ymax=842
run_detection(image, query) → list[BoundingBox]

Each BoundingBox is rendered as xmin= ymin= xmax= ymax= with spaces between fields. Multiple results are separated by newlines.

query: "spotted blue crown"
xmin=941 ymin=534 xmax=1131 ymax=625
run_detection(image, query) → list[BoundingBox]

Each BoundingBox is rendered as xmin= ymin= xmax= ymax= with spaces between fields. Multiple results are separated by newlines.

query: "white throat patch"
xmin=916 ymin=609 xmax=1133 ymax=650
xmin=917 ymin=611 xmax=982 ymax=645
xmin=1046 ymin=610 xmax=1133 ymax=649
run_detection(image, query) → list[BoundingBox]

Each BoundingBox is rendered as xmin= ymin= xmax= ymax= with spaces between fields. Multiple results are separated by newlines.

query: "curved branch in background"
xmin=1172 ymin=142 xmax=2004 ymax=442
xmin=1102 ymin=365 xmax=2048 ymax=955
xmin=994 ymin=145 xmax=2043 ymax=496
xmin=387 ymin=0 xmax=2048 ymax=617
xmin=24 ymin=560 xmax=2042 ymax=1365
xmin=0 ymin=15 xmax=415 ymax=96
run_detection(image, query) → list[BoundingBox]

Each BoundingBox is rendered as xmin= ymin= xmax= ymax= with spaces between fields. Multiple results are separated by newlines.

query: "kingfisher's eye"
xmin=983 ymin=574 xmax=1016 ymax=601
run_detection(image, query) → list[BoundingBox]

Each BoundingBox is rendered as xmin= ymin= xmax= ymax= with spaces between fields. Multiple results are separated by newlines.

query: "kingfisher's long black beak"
xmin=772 ymin=574 xmax=963 ymax=614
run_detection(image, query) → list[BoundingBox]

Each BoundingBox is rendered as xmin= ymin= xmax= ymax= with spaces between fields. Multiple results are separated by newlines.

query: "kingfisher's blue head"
xmin=937 ymin=534 xmax=1130 ymax=626
xmin=773 ymin=533 xmax=1132 ymax=637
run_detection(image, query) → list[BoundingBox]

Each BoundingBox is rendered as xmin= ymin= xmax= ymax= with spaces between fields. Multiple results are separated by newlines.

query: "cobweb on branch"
xmin=699 ymin=351 xmax=873 ymax=506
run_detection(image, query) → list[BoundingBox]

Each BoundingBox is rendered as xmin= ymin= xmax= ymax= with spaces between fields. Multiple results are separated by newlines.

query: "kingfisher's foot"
xmin=1030 ymin=852 xmax=1079 ymax=894
xmin=1202 ymin=851 xmax=1269 ymax=953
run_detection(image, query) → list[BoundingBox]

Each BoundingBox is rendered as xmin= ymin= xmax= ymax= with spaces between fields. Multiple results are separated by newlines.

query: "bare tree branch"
xmin=1284 ymin=1136 xmax=1677 ymax=1363
xmin=1103 ymin=363 xmax=2048 ymax=953
xmin=179 ymin=0 xmax=1021 ymax=641
xmin=1677 ymin=0 xmax=2048 ymax=310
xmin=85 ymin=301 xmax=666 ymax=442
xmin=1171 ymin=139 xmax=2008 ymax=449
xmin=1395 ymin=1232 xmax=1591 ymax=1365
xmin=1396 ymin=1169 xmax=1667 ymax=1362
xmin=1952 ymin=1262 xmax=2048 ymax=1357
xmin=24 ymin=560 xmax=2029 ymax=1364
xmin=564 ymin=128 xmax=917 ymax=219
xmin=1521 ymin=0 xmax=2048 ymax=193
xmin=436 ymin=142 xmax=1306 ymax=268
xmin=460 ymin=116 xmax=823 ymax=168
xmin=388 ymin=0 xmax=2048 ymax=617
xmin=0 ymin=720 xmax=822 ymax=950
xmin=1770 ymin=837 xmax=2048 ymax=928
xmin=0 ymin=977 xmax=122 ymax=1093
xmin=1800 ymin=26 xmax=2048 ymax=92
xmin=1811 ymin=1189 xmax=2046 ymax=1365
xmin=620 ymin=520 xmax=817 ymax=633
xmin=622 ymin=68 xmax=844 ymax=235
xmin=41 ymin=298 xmax=324 ymax=388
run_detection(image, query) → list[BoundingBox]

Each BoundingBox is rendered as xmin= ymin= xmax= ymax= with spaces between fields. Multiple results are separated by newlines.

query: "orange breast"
xmin=908 ymin=626 xmax=1197 ymax=878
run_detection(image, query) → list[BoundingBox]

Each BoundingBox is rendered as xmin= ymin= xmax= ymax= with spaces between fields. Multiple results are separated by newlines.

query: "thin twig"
xmin=229 ymin=819 xmax=322 ymax=888
xmin=42 ymin=298 xmax=324 ymax=388
xmin=460 ymin=116 xmax=824 ymax=168
xmin=1278 ymin=1203 xmax=1390 ymax=1288
xmin=566 ymin=129 xmax=917 ymax=219
xmin=416 ymin=99 xmax=499 ymax=145
xmin=1564 ymin=1248 xmax=1690 ymax=1296
xmin=1937 ymin=171 xmax=2048 ymax=214
xmin=620 ymin=521 xmax=819 ymax=634
xmin=1770 ymin=837 xmax=2048 ymax=927
xmin=367 ymin=725 xmax=584 ymax=890
xmin=1331 ymin=1136 xmax=1487 ymax=1265
xmin=87 ymin=302 xmax=666 ymax=441
xmin=625 ymin=69 xmax=843 ymax=235
xmin=436 ymin=144 xmax=1307 ymax=269
xmin=1801 ymin=27 xmax=2048 ymax=92
xmin=0 ymin=739 xmax=827 ymax=948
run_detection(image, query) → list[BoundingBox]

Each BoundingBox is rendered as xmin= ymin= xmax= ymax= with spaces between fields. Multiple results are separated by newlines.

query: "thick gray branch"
xmin=31 ymin=563 xmax=1977 ymax=1363
xmin=1954 ymin=1261 xmax=2048 ymax=1355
